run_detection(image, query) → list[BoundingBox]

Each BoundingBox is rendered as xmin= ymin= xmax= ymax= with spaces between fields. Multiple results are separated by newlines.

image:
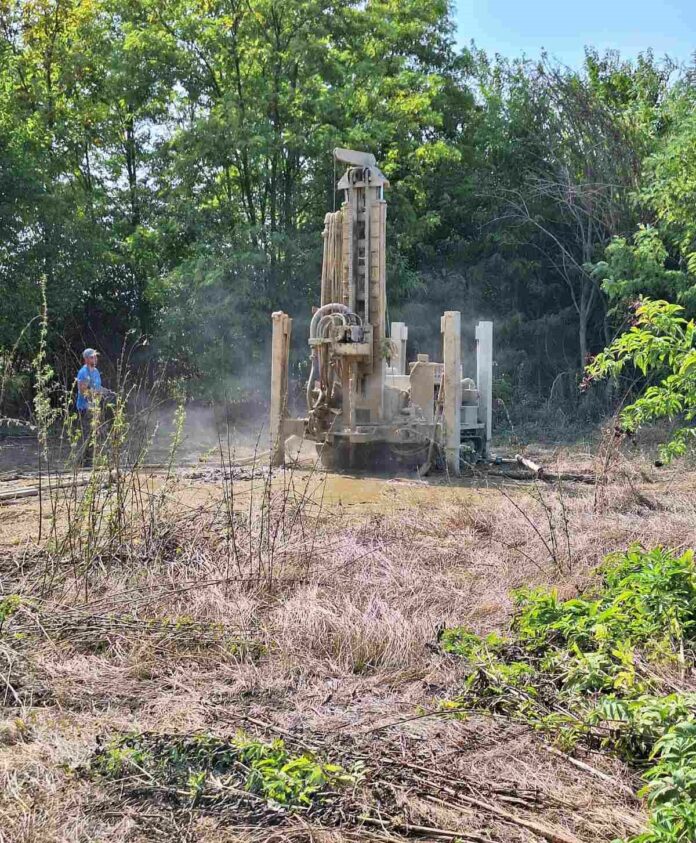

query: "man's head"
xmin=82 ymin=348 xmax=98 ymax=368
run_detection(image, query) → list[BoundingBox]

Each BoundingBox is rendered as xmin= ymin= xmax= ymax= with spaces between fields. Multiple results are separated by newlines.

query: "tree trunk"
xmin=124 ymin=112 xmax=139 ymax=227
xmin=578 ymin=309 xmax=588 ymax=373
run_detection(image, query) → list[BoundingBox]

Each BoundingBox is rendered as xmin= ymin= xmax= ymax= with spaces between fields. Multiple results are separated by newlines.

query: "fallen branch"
xmin=361 ymin=706 xmax=466 ymax=734
xmin=450 ymin=795 xmax=583 ymax=843
xmin=401 ymin=768 xmax=583 ymax=843
xmin=544 ymin=745 xmax=638 ymax=801
xmin=0 ymin=477 xmax=95 ymax=503
xmin=515 ymin=454 xmax=595 ymax=484
xmin=359 ymin=815 xmax=486 ymax=841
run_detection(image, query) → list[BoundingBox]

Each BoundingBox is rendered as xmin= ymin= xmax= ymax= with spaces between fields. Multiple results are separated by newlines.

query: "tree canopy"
xmin=1 ymin=0 xmax=694 ymax=424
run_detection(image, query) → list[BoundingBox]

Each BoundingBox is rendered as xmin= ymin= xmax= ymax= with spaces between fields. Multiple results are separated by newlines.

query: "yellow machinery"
xmin=270 ymin=149 xmax=493 ymax=474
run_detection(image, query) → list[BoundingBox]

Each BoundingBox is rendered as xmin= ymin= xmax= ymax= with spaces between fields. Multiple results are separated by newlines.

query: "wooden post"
xmin=476 ymin=321 xmax=493 ymax=459
xmin=270 ymin=311 xmax=292 ymax=466
xmin=441 ymin=311 xmax=462 ymax=476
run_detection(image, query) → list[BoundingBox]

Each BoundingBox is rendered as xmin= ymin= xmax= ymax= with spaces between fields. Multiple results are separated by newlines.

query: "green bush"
xmin=586 ymin=299 xmax=696 ymax=461
xmin=441 ymin=545 xmax=696 ymax=843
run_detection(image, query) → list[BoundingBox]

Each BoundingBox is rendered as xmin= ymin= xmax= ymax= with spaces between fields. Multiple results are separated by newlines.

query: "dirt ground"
xmin=0 ymin=437 xmax=695 ymax=843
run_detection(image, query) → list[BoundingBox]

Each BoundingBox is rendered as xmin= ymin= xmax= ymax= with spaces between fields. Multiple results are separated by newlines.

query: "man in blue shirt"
xmin=76 ymin=348 xmax=103 ymax=466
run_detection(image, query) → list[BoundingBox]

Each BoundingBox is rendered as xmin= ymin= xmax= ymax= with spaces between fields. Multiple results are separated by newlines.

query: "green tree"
xmin=0 ymin=0 xmax=689 ymax=423
xmin=591 ymin=227 xmax=694 ymax=315
xmin=143 ymin=0 xmax=471 ymax=388
xmin=0 ymin=0 xmax=172 ymax=375
xmin=642 ymin=81 xmax=696 ymax=280
xmin=586 ymin=298 xmax=696 ymax=460
xmin=588 ymin=78 xmax=696 ymax=319
xmin=490 ymin=53 xmax=669 ymax=371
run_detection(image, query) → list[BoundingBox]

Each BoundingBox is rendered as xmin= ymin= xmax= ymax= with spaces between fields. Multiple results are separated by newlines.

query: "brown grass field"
xmin=0 ymin=438 xmax=694 ymax=843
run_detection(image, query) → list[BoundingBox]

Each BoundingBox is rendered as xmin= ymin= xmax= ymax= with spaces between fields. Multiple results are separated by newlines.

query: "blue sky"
xmin=454 ymin=0 xmax=696 ymax=68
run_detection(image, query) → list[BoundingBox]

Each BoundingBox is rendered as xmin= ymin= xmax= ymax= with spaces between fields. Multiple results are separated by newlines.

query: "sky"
xmin=454 ymin=0 xmax=696 ymax=68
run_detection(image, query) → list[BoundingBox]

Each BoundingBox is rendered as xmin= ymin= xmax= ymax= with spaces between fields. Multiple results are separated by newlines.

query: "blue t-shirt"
xmin=76 ymin=365 xmax=101 ymax=411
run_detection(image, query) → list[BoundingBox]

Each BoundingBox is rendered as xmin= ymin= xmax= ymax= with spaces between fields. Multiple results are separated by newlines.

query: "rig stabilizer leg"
xmin=441 ymin=311 xmax=462 ymax=477
xmin=270 ymin=311 xmax=292 ymax=466
xmin=476 ymin=321 xmax=493 ymax=460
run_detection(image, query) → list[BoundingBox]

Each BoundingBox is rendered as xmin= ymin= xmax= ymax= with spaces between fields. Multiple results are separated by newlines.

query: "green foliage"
xmin=632 ymin=717 xmax=696 ymax=842
xmin=439 ymin=627 xmax=508 ymax=659
xmin=590 ymin=694 xmax=696 ymax=761
xmin=92 ymin=731 xmax=354 ymax=810
xmin=0 ymin=595 xmax=21 ymax=634
xmin=590 ymin=696 xmax=696 ymax=841
xmin=449 ymin=546 xmax=696 ymax=722
xmin=32 ymin=278 xmax=60 ymax=466
xmin=0 ymin=0 xmax=681 ymax=411
xmin=586 ymin=298 xmax=696 ymax=460
xmin=234 ymin=733 xmax=353 ymax=807
xmin=97 ymin=743 xmax=153 ymax=777
xmin=591 ymin=228 xmax=694 ymax=313
xmin=441 ymin=545 xmax=696 ymax=843
xmin=642 ymin=83 xmax=696 ymax=284
xmin=0 ymin=0 xmax=472 ymax=399
xmin=516 ymin=546 xmax=696 ymax=657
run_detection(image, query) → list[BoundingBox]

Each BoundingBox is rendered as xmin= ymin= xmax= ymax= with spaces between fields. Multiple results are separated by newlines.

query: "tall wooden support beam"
xmin=390 ymin=322 xmax=408 ymax=375
xmin=476 ymin=321 xmax=493 ymax=458
xmin=270 ymin=311 xmax=292 ymax=466
xmin=441 ymin=311 xmax=462 ymax=476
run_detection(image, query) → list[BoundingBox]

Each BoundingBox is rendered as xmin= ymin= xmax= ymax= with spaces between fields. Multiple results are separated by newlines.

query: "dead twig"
xmin=358 ymin=815 xmax=485 ymax=841
xmin=544 ymin=745 xmax=638 ymax=801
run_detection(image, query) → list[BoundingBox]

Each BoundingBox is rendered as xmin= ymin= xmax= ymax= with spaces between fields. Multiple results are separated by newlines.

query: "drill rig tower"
xmin=270 ymin=149 xmax=493 ymax=474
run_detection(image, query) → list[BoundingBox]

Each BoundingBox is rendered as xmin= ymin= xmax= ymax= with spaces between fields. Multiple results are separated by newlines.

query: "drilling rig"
xmin=270 ymin=149 xmax=493 ymax=475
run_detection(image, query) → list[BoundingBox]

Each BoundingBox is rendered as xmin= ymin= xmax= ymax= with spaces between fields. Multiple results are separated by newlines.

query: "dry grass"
xmin=0 ymin=446 xmax=694 ymax=842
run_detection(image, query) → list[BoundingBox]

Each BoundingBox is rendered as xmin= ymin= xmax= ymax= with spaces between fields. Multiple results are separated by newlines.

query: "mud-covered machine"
xmin=270 ymin=149 xmax=493 ymax=475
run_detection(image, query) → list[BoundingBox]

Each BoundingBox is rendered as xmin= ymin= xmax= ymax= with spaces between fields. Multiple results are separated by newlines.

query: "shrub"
xmin=92 ymin=731 xmax=354 ymax=810
xmin=441 ymin=545 xmax=696 ymax=843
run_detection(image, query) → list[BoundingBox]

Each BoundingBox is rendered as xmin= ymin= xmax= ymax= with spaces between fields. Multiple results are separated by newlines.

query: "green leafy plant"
xmin=0 ymin=595 xmax=20 ymax=634
xmin=590 ymin=228 xmax=694 ymax=312
xmin=585 ymin=298 xmax=695 ymax=461
xmin=439 ymin=628 xmax=509 ymax=659
xmin=633 ymin=719 xmax=696 ymax=842
xmin=589 ymin=694 xmax=696 ymax=761
xmin=92 ymin=731 xmax=354 ymax=810
xmin=237 ymin=737 xmax=351 ymax=807
xmin=441 ymin=545 xmax=696 ymax=843
xmin=97 ymin=743 xmax=153 ymax=777
xmin=518 ymin=547 xmax=696 ymax=657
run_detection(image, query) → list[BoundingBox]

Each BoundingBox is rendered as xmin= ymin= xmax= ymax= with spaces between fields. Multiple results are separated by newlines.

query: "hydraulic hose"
xmin=308 ymin=303 xmax=354 ymax=412
xmin=306 ymin=350 xmax=319 ymax=412
xmin=309 ymin=303 xmax=351 ymax=339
